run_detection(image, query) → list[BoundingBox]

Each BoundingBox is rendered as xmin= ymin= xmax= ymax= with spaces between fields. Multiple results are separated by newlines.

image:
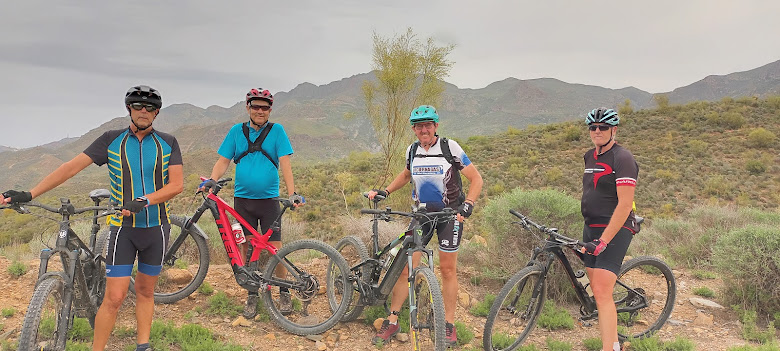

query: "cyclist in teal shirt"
xmin=201 ymin=88 xmax=303 ymax=319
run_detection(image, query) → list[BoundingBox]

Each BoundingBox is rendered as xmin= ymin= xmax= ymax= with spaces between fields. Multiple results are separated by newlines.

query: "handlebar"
xmin=509 ymin=209 xmax=585 ymax=248
xmin=360 ymin=207 xmax=457 ymax=222
xmin=1 ymin=201 xmax=122 ymax=216
xmin=362 ymin=192 xmax=386 ymax=203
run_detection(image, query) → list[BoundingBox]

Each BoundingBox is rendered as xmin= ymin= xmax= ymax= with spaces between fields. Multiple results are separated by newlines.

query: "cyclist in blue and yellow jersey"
xmin=367 ymin=105 xmax=483 ymax=347
xmin=2 ymin=85 xmax=183 ymax=351
xmin=580 ymin=108 xmax=639 ymax=351
xmin=199 ymin=88 xmax=304 ymax=319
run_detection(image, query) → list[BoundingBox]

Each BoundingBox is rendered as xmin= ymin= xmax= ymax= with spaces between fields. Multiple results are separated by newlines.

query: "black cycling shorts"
xmin=106 ymin=224 xmax=170 ymax=277
xmin=408 ymin=218 xmax=464 ymax=253
xmin=234 ymin=197 xmax=282 ymax=242
xmin=582 ymin=225 xmax=633 ymax=276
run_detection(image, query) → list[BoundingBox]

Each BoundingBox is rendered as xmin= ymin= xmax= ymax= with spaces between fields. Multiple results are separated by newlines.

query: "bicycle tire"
xmin=93 ymin=228 xmax=110 ymax=310
xmin=615 ymin=256 xmax=676 ymax=341
xmin=327 ymin=235 xmax=369 ymax=321
xmin=18 ymin=276 xmax=67 ymax=351
xmin=261 ymin=239 xmax=352 ymax=335
xmin=126 ymin=215 xmax=211 ymax=304
xmin=483 ymin=265 xmax=547 ymax=351
xmin=410 ymin=266 xmax=447 ymax=351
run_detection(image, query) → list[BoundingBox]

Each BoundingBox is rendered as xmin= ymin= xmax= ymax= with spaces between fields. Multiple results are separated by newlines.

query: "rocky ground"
xmin=0 ymin=256 xmax=771 ymax=350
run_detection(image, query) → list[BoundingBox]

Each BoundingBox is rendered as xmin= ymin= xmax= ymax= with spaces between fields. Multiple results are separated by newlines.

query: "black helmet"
xmin=125 ymin=85 xmax=162 ymax=109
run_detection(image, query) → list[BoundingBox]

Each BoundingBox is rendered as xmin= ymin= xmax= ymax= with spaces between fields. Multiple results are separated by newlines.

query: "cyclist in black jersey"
xmin=580 ymin=107 xmax=639 ymax=351
xmin=2 ymin=85 xmax=183 ymax=351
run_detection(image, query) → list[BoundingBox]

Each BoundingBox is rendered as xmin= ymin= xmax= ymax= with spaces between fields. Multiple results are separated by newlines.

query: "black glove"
xmin=2 ymin=190 xmax=32 ymax=204
xmin=457 ymin=202 xmax=473 ymax=218
xmin=199 ymin=179 xmax=217 ymax=193
xmin=373 ymin=189 xmax=388 ymax=198
xmin=583 ymin=239 xmax=608 ymax=256
xmin=289 ymin=192 xmax=305 ymax=205
xmin=122 ymin=197 xmax=148 ymax=214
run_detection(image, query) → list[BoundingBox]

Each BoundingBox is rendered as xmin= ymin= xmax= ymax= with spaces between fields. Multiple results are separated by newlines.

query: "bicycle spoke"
xmin=18 ymin=277 xmax=66 ymax=350
xmin=410 ymin=267 xmax=446 ymax=350
xmin=484 ymin=266 xmax=546 ymax=351
xmin=615 ymin=257 xmax=676 ymax=340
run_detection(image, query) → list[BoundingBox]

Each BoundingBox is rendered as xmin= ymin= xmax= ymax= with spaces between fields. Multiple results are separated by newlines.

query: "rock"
xmin=298 ymin=315 xmax=320 ymax=326
xmin=458 ymin=291 xmax=472 ymax=308
xmin=315 ymin=341 xmax=327 ymax=350
xmin=471 ymin=235 xmax=487 ymax=246
xmin=396 ymin=332 xmax=409 ymax=342
xmin=373 ymin=318 xmax=385 ymax=331
xmin=326 ymin=332 xmax=340 ymax=343
xmin=666 ymin=318 xmax=686 ymax=326
xmin=306 ymin=334 xmax=324 ymax=342
xmin=231 ymin=316 xmax=252 ymax=327
xmin=319 ymin=285 xmax=327 ymax=295
xmin=689 ymin=297 xmax=725 ymax=309
xmin=693 ymin=310 xmax=714 ymax=326
xmin=162 ymin=269 xmax=193 ymax=284
xmin=210 ymin=317 xmax=222 ymax=324
xmin=264 ymin=333 xmax=276 ymax=340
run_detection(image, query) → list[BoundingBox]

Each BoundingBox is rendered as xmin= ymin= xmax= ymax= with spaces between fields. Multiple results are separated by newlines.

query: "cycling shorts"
xmin=234 ymin=197 xmax=282 ymax=242
xmin=408 ymin=218 xmax=464 ymax=252
xmin=582 ymin=225 xmax=633 ymax=276
xmin=106 ymin=224 xmax=170 ymax=277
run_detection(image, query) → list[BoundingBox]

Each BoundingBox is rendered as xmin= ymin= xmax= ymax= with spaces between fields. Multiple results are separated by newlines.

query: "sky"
xmin=1 ymin=1 xmax=779 ymax=149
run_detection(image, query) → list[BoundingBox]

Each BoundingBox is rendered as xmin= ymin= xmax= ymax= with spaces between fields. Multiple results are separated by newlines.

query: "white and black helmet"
xmin=125 ymin=85 xmax=162 ymax=109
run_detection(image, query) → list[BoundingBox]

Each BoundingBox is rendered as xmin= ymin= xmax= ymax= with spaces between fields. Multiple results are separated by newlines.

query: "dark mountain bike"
xmin=96 ymin=178 xmax=352 ymax=336
xmin=483 ymin=210 xmax=676 ymax=351
xmin=1 ymin=189 xmax=120 ymax=351
xmin=326 ymin=194 xmax=456 ymax=351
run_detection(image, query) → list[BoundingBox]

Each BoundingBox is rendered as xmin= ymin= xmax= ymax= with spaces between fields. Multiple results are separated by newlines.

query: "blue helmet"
xmin=409 ymin=105 xmax=439 ymax=125
xmin=586 ymin=108 xmax=619 ymax=126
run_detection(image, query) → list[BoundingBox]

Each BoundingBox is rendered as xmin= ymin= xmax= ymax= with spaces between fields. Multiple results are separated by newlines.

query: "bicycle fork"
xmin=406 ymin=247 xmax=435 ymax=349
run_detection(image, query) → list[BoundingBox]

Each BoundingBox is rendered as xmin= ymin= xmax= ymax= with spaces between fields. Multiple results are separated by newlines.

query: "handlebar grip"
xmin=509 ymin=209 xmax=522 ymax=218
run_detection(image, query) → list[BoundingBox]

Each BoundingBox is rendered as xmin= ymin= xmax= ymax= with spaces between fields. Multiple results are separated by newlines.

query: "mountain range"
xmin=1 ymin=59 xmax=779 ymax=190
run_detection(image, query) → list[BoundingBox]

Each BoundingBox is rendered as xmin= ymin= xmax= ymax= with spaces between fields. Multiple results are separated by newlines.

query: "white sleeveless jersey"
xmin=406 ymin=138 xmax=471 ymax=209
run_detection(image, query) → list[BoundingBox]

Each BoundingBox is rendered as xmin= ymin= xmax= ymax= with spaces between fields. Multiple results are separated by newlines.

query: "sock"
xmin=613 ymin=341 xmax=621 ymax=351
xmin=136 ymin=342 xmax=150 ymax=351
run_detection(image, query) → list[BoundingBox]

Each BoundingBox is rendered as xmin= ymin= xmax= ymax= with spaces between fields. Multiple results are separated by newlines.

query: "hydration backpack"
xmin=233 ymin=122 xmax=277 ymax=168
xmin=406 ymin=137 xmax=466 ymax=205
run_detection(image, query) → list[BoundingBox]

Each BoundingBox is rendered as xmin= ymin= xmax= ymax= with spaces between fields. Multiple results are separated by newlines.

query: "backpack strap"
xmin=406 ymin=141 xmax=420 ymax=170
xmin=407 ymin=137 xmax=466 ymax=206
xmin=233 ymin=122 xmax=278 ymax=168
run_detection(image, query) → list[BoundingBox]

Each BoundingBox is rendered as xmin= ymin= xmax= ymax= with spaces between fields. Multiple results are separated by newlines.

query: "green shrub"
xmin=65 ymin=342 xmax=90 ymax=351
xmin=536 ymin=301 xmax=574 ymax=330
xmin=692 ymin=286 xmax=715 ymax=298
xmin=625 ymin=335 xmax=696 ymax=351
xmin=67 ymin=318 xmax=93 ymax=342
xmin=149 ymin=321 xmax=242 ymax=351
xmin=362 ymin=303 xmax=410 ymax=333
xmin=736 ymin=308 xmax=776 ymax=344
xmin=583 ymin=337 xmax=602 ymax=351
xmin=7 ymin=261 xmax=28 ymax=278
xmin=469 ymin=294 xmax=495 ymax=317
xmin=205 ymin=291 xmax=243 ymax=318
xmin=748 ymin=128 xmax=776 ymax=148
xmin=686 ymin=140 xmax=708 ymax=156
xmin=1 ymin=308 xmax=14 ymax=318
xmin=713 ymin=226 xmax=780 ymax=315
xmin=746 ymin=160 xmax=767 ymax=175
xmin=454 ymin=321 xmax=474 ymax=346
xmin=545 ymin=338 xmax=572 ymax=351
xmin=197 ymin=281 xmax=214 ymax=295
xmin=727 ymin=344 xmax=780 ymax=351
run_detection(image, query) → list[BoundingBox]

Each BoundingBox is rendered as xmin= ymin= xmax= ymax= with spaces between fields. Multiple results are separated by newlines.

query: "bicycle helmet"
xmin=246 ymin=88 xmax=273 ymax=105
xmin=586 ymin=108 xmax=619 ymax=126
xmin=125 ymin=85 xmax=162 ymax=109
xmin=409 ymin=105 xmax=439 ymax=125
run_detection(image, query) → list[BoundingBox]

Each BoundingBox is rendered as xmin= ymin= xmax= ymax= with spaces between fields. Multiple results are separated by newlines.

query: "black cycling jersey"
xmin=581 ymin=144 xmax=639 ymax=233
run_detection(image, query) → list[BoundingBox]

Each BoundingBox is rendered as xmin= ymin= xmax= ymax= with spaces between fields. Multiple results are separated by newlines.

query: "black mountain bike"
xmin=1 ymin=189 xmax=120 ymax=351
xmin=326 ymin=194 xmax=456 ymax=351
xmin=483 ymin=210 xmax=676 ymax=351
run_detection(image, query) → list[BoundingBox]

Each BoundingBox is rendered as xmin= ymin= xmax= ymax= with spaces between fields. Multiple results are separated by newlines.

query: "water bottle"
xmin=575 ymin=270 xmax=594 ymax=297
xmin=231 ymin=222 xmax=247 ymax=244
xmin=383 ymin=246 xmax=400 ymax=270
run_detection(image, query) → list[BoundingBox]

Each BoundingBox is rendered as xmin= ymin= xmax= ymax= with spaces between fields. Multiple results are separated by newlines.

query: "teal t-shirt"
xmin=218 ymin=122 xmax=294 ymax=199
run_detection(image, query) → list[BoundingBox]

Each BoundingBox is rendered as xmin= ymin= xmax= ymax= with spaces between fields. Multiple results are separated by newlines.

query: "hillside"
xmin=3 ymin=59 xmax=780 ymax=191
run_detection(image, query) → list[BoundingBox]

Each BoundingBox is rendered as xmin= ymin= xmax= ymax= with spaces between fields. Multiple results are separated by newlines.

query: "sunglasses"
xmin=413 ymin=122 xmax=436 ymax=130
xmin=129 ymin=103 xmax=158 ymax=112
xmin=248 ymin=104 xmax=271 ymax=111
xmin=588 ymin=124 xmax=612 ymax=132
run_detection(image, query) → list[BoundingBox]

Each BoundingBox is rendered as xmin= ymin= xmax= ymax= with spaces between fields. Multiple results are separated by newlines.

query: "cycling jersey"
xmin=581 ymin=144 xmax=639 ymax=233
xmin=84 ymin=128 xmax=182 ymax=227
xmin=217 ymin=122 xmax=293 ymax=199
xmin=406 ymin=137 xmax=471 ymax=210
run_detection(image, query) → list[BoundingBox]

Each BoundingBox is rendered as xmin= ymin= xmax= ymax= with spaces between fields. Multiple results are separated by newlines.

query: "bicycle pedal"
xmin=579 ymin=320 xmax=593 ymax=327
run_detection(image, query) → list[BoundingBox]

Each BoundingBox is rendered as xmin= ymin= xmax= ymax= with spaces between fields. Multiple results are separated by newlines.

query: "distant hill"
xmin=0 ymin=146 xmax=16 ymax=153
xmin=2 ymin=59 xmax=779 ymax=191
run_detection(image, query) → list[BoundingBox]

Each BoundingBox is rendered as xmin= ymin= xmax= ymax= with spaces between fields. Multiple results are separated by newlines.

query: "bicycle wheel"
xmin=614 ymin=256 xmax=676 ymax=341
xmin=327 ymin=235 xmax=369 ymax=321
xmin=261 ymin=239 xmax=352 ymax=335
xmin=483 ymin=265 xmax=547 ymax=351
xmin=410 ymin=266 xmax=447 ymax=351
xmin=126 ymin=215 xmax=211 ymax=304
xmin=18 ymin=276 xmax=67 ymax=351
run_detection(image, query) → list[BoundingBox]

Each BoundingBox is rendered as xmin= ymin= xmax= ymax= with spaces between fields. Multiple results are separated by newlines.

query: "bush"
xmin=748 ymin=128 xmax=776 ymax=148
xmin=626 ymin=335 xmax=695 ymax=351
xmin=149 ymin=321 xmax=242 ymax=350
xmin=735 ymin=308 xmax=776 ymax=344
xmin=693 ymin=286 xmax=715 ymax=298
xmin=583 ymin=337 xmax=602 ymax=351
xmin=746 ymin=160 xmax=767 ymax=175
xmin=536 ymin=301 xmax=574 ymax=330
xmin=1 ymin=308 xmax=14 ymax=318
xmin=7 ymin=261 xmax=28 ymax=278
xmin=67 ymin=318 xmax=93 ymax=342
xmin=727 ymin=344 xmax=780 ymax=351
xmin=205 ymin=291 xmax=243 ymax=318
xmin=545 ymin=338 xmax=572 ymax=351
xmin=454 ymin=321 xmax=474 ymax=346
xmin=692 ymin=270 xmax=717 ymax=280
xmin=197 ymin=281 xmax=214 ymax=295
xmin=714 ymin=226 xmax=780 ymax=315
xmin=469 ymin=294 xmax=495 ymax=317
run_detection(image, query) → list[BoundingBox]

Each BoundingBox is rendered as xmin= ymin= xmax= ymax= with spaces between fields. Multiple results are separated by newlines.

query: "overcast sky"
xmin=2 ymin=1 xmax=779 ymax=148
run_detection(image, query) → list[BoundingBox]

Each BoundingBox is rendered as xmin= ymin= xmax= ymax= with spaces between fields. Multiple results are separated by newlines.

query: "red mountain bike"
xmin=98 ymin=178 xmax=351 ymax=335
